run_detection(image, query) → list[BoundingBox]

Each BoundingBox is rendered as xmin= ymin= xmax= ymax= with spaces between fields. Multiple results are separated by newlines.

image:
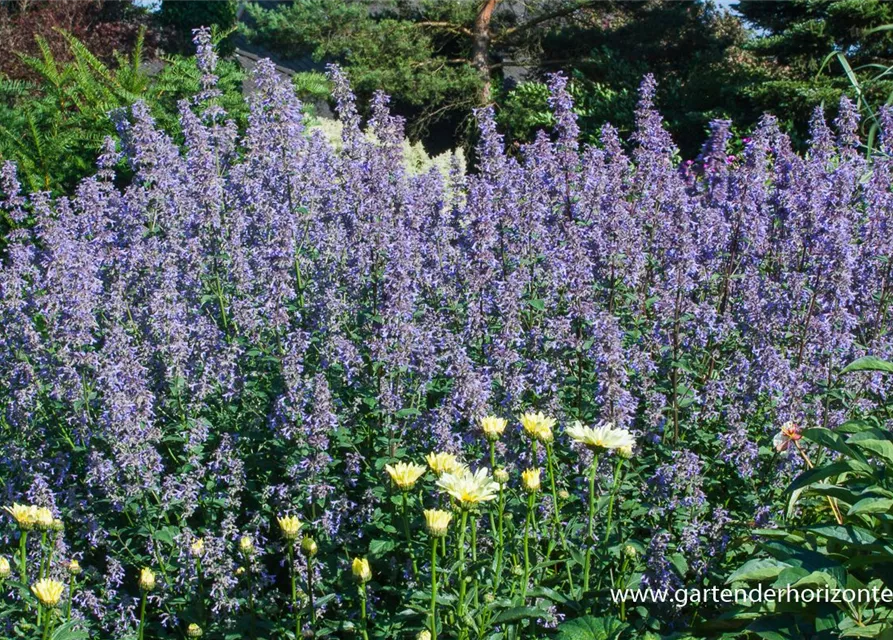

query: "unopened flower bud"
xmin=187 ymin=623 xmax=203 ymax=638
xmin=351 ymin=557 xmax=371 ymax=583
xmin=493 ymin=468 xmax=509 ymax=484
xmin=623 ymin=543 xmax=638 ymax=559
xmin=0 ymin=556 xmax=9 ymax=579
xmin=68 ymin=559 xmax=81 ymax=575
xmin=139 ymin=567 xmax=156 ymax=592
xmin=301 ymin=537 xmax=318 ymax=558
xmin=521 ymin=468 xmax=541 ymax=493
xmin=239 ymin=536 xmax=254 ymax=554
xmin=417 ymin=631 xmax=432 ymax=640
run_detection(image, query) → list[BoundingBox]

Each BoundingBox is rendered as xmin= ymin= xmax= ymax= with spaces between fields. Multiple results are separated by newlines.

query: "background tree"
xmin=246 ymin=1 xmax=765 ymax=156
xmin=735 ymin=0 xmax=893 ymax=144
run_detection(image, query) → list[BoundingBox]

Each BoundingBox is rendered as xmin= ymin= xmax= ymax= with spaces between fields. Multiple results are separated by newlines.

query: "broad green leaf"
xmin=848 ymin=429 xmax=893 ymax=465
xmin=788 ymin=460 xmax=871 ymax=493
xmin=556 ymin=615 xmax=626 ymax=640
xmin=848 ymin=497 xmax=893 ymax=516
xmin=802 ymin=524 xmax=878 ymax=546
xmin=802 ymin=428 xmax=867 ymax=464
xmin=491 ymin=606 xmax=554 ymax=625
xmin=841 ymin=356 xmax=893 ymax=374
xmin=727 ymin=558 xmax=791 ymax=583
xmin=840 ymin=624 xmax=892 ymax=637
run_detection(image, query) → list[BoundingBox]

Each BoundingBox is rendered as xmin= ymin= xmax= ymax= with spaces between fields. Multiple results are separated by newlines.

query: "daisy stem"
xmin=402 ymin=490 xmax=419 ymax=578
xmin=137 ymin=592 xmax=147 ymax=640
xmin=430 ymin=537 xmax=438 ymax=640
xmin=522 ymin=492 xmax=535 ymax=601
xmin=457 ymin=509 xmax=469 ymax=639
xmin=583 ymin=454 xmax=599 ymax=594
xmin=67 ymin=574 xmax=77 ymax=622
xmin=288 ymin=541 xmax=299 ymax=639
xmin=19 ymin=530 xmax=27 ymax=584
xmin=604 ymin=457 xmax=625 ymax=551
xmin=545 ymin=442 xmax=575 ymax=592
xmin=359 ymin=583 xmax=370 ymax=640
xmin=307 ymin=552 xmax=316 ymax=627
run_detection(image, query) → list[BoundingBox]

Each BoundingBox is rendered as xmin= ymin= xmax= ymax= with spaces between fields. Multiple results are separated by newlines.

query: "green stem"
xmin=583 ymin=454 xmax=599 ymax=594
xmin=401 ymin=491 xmax=419 ymax=578
xmin=522 ymin=492 xmax=535 ymax=600
xmin=359 ymin=583 xmax=370 ymax=640
xmin=288 ymin=542 xmax=299 ymax=639
xmin=137 ymin=592 xmax=147 ymax=640
xmin=19 ymin=530 xmax=28 ymax=585
xmin=307 ymin=554 xmax=316 ymax=627
xmin=40 ymin=606 xmax=52 ymax=640
xmin=430 ymin=537 xmax=438 ymax=640
xmin=67 ymin=575 xmax=77 ymax=622
xmin=604 ymin=458 xmax=625 ymax=551
xmin=457 ymin=509 xmax=469 ymax=640
xmin=546 ymin=443 xmax=575 ymax=592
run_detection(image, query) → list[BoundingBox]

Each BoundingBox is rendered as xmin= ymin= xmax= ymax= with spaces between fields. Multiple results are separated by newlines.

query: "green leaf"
xmin=848 ymin=429 xmax=893 ymax=465
xmin=556 ymin=615 xmax=626 ymax=640
xmin=727 ymin=558 xmax=791 ymax=583
xmin=491 ymin=606 xmax=554 ymax=625
xmin=840 ymin=623 xmax=892 ymax=637
xmin=801 ymin=428 xmax=867 ymax=464
xmin=367 ymin=539 xmax=395 ymax=558
xmin=802 ymin=524 xmax=878 ymax=546
xmin=788 ymin=460 xmax=870 ymax=493
xmin=848 ymin=498 xmax=893 ymax=516
xmin=841 ymin=356 xmax=893 ymax=374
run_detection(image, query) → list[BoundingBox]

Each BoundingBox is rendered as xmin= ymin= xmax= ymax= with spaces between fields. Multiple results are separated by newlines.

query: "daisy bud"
xmin=521 ymin=468 xmax=541 ymax=493
xmin=277 ymin=515 xmax=303 ymax=541
xmin=239 ymin=535 xmax=254 ymax=554
xmin=423 ymin=509 xmax=452 ymax=538
xmin=139 ymin=567 xmax=156 ymax=592
xmin=68 ymin=559 xmax=81 ymax=576
xmin=187 ymin=623 xmax=203 ymax=638
xmin=0 ymin=556 xmax=9 ymax=579
xmin=493 ymin=468 xmax=509 ymax=484
xmin=351 ymin=557 xmax=371 ymax=583
xmin=301 ymin=537 xmax=318 ymax=558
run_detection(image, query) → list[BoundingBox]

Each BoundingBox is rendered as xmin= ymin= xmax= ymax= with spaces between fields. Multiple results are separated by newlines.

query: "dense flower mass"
xmin=1 ymin=31 xmax=892 ymax=639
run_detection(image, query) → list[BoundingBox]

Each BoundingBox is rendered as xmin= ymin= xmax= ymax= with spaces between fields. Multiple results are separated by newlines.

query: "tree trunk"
xmin=472 ymin=0 xmax=499 ymax=104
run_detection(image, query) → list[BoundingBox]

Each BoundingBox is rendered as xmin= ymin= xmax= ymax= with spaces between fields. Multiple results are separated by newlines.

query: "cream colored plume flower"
xmin=436 ymin=468 xmax=499 ymax=507
xmin=519 ymin=412 xmax=555 ymax=443
xmin=479 ymin=416 xmax=507 ymax=441
xmin=566 ymin=421 xmax=635 ymax=452
xmin=3 ymin=503 xmax=37 ymax=530
xmin=278 ymin=515 xmax=303 ymax=540
xmin=385 ymin=461 xmax=427 ymax=490
xmin=521 ymin=468 xmax=541 ymax=493
xmin=352 ymin=557 xmax=372 ymax=583
xmin=423 ymin=509 xmax=452 ymax=537
xmin=425 ymin=452 xmax=463 ymax=476
xmin=31 ymin=578 xmax=64 ymax=607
